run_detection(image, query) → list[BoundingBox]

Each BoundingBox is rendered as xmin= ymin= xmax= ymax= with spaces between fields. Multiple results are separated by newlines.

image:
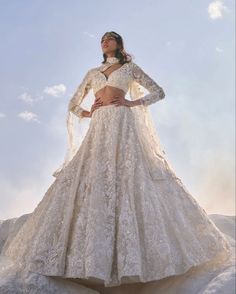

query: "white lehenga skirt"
xmin=2 ymin=104 xmax=232 ymax=287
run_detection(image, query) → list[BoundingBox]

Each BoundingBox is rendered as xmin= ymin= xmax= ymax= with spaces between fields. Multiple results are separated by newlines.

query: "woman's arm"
xmin=131 ymin=62 xmax=165 ymax=106
xmin=68 ymin=69 xmax=92 ymax=118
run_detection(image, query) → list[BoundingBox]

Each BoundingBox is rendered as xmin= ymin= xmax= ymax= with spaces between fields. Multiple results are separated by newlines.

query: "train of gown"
xmin=1 ymin=104 xmax=232 ymax=288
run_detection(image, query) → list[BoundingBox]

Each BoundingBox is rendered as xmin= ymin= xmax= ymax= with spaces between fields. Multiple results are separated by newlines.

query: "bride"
xmin=2 ymin=31 xmax=232 ymax=288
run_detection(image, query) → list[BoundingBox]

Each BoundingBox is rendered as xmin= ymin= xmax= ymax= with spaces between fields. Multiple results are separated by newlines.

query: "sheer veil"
xmin=128 ymin=81 xmax=179 ymax=181
xmin=52 ymin=110 xmax=82 ymax=178
xmin=52 ymin=80 xmax=177 ymax=181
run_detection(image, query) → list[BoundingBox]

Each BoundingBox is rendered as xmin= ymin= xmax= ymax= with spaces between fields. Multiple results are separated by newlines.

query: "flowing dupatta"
xmin=129 ymin=81 xmax=179 ymax=180
xmin=52 ymin=80 xmax=178 ymax=181
xmin=52 ymin=110 xmax=82 ymax=178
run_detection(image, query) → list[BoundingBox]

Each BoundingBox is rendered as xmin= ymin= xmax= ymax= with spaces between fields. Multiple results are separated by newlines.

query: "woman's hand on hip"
xmin=89 ymin=97 xmax=103 ymax=117
xmin=111 ymin=96 xmax=133 ymax=107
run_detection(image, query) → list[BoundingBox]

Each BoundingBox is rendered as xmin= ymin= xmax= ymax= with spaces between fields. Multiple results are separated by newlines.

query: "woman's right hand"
xmin=80 ymin=110 xmax=90 ymax=118
xmin=88 ymin=97 xmax=103 ymax=117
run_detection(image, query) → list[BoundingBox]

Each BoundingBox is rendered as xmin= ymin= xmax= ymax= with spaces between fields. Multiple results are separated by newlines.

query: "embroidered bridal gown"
xmin=2 ymin=56 xmax=232 ymax=288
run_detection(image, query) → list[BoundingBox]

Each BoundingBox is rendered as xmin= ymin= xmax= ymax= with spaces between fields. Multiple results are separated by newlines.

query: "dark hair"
xmin=101 ymin=31 xmax=133 ymax=65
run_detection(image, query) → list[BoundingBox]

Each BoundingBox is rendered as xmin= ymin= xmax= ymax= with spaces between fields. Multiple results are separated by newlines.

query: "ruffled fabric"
xmin=2 ymin=104 xmax=232 ymax=287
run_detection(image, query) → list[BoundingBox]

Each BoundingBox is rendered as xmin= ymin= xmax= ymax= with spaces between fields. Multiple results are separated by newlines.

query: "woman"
xmin=2 ymin=31 xmax=232 ymax=288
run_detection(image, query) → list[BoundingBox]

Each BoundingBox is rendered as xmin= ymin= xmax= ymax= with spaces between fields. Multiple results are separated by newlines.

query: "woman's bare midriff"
xmin=94 ymin=85 xmax=126 ymax=106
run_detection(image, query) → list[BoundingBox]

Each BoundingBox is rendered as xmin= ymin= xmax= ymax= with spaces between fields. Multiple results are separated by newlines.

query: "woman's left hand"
xmin=111 ymin=96 xmax=133 ymax=107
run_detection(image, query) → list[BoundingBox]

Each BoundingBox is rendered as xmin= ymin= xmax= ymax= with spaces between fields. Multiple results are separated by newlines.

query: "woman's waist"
xmin=91 ymin=103 xmax=130 ymax=118
xmin=92 ymin=94 xmax=129 ymax=116
xmin=95 ymin=98 xmax=121 ymax=106
xmin=99 ymin=101 xmax=116 ymax=106
xmin=94 ymin=91 xmax=126 ymax=106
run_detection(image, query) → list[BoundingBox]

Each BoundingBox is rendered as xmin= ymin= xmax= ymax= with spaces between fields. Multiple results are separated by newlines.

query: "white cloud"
xmin=18 ymin=84 xmax=66 ymax=105
xmin=0 ymin=113 xmax=6 ymax=118
xmin=18 ymin=92 xmax=34 ymax=104
xmin=83 ymin=31 xmax=96 ymax=38
xmin=18 ymin=111 xmax=40 ymax=123
xmin=207 ymin=0 xmax=229 ymax=20
xmin=43 ymin=84 xmax=66 ymax=97
xmin=18 ymin=92 xmax=44 ymax=104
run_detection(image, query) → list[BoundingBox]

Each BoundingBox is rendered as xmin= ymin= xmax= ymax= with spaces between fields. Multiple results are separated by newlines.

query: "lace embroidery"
xmin=100 ymin=63 xmax=124 ymax=80
xmin=2 ymin=104 xmax=232 ymax=287
xmin=92 ymin=62 xmax=131 ymax=96
xmin=68 ymin=69 xmax=93 ymax=119
xmin=68 ymin=60 xmax=165 ymax=119
xmin=131 ymin=62 xmax=165 ymax=106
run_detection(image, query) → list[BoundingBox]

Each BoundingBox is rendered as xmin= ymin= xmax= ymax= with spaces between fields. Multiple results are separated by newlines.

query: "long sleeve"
xmin=68 ymin=69 xmax=92 ymax=118
xmin=131 ymin=62 xmax=165 ymax=106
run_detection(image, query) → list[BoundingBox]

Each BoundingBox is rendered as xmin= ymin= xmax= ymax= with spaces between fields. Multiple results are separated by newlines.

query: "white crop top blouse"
xmin=68 ymin=56 xmax=165 ymax=118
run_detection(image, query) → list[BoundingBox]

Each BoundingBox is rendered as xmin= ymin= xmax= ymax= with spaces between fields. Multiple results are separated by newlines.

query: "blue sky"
xmin=0 ymin=0 xmax=235 ymax=220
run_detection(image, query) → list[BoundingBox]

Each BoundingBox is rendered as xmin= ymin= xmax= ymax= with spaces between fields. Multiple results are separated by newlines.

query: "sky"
xmin=0 ymin=0 xmax=235 ymax=220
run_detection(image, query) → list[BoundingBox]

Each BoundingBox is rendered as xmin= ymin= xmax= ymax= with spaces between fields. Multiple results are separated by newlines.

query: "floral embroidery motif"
xmin=131 ymin=62 xmax=165 ymax=106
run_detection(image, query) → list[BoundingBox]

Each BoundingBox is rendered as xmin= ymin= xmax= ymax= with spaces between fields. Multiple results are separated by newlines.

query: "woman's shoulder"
xmin=125 ymin=60 xmax=143 ymax=73
xmin=81 ymin=67 xmax=98 ymax=80
xmin=87 ymin=67 xmax=97 ymax=74
xmin=87 ymin=64 xmax=104 ymax=74
xmin=129 ymin=60 xmax=142 ymax=69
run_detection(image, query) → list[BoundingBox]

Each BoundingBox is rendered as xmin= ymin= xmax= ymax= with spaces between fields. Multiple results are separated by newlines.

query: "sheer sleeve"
xmin=68 ymin=69 xmax=92 ymax=118
xmin=131 ymin=62 xmax=165 ymax=106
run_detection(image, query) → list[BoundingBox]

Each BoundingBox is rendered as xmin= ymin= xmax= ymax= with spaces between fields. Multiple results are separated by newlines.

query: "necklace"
xmin=105 ymin=56 xmax=119 ymax=64
xmin=99 ymin=56 xmax=120 ymax=72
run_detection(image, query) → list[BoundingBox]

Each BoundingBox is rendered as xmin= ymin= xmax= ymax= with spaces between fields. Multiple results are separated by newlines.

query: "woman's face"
xmin=101 ymin=35 xmax=118 ymax=54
